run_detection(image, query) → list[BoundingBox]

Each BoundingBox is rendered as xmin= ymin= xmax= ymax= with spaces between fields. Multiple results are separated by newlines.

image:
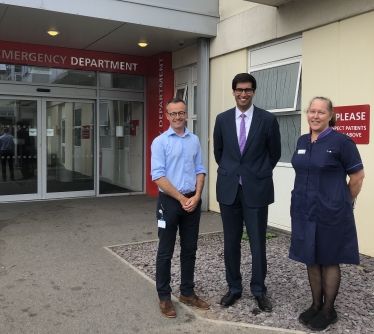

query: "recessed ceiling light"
xmin=47 ymin=30 xmax=59 ymax=36
xmin=138 ymin=42 xmax=148 ymax=47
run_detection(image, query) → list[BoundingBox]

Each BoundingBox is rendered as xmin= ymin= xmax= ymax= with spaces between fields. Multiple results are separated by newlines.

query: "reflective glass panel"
xmin=46 ymin=101 xmax=94 ymax=193
xmin=252 ymin=62 xmax=300 ymax=110
xmin=276 ymin=114 xmax=301 ymax=163
xmin=193 ymin=85 xmax=197 ymax=115
xmin=99 ymin=100 xmax=143 ymax=194
xmin=0 ymin=99 xmax=38 ymax=195
xmin=99 ymin=73 xmax=144 ymax=90
xmin=0 ymin=64 xmax=96 ymax=86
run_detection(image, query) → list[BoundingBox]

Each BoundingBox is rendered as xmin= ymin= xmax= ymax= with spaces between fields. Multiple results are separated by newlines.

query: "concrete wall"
xmin=211 ymin=0 xmax=374 ymax=58
xmin=172 ymin=44 xmax=197 ymax=69
xmin=219 ymin=0 xmax=258 ymax=21
xmin=302 ymin=12 xmax=374 ymax=256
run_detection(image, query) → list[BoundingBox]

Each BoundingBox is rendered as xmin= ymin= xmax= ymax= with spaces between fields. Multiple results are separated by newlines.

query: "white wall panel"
xmin=1 ymin=0 xmax=219 ymax=36
xmin=250 ymin=37 xmax=302 ymax=66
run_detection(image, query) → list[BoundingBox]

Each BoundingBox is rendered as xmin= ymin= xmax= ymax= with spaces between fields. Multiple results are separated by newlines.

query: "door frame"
xmin=0 ymin=95 xmax=96 ymax=202
xmin=42 ymin=97 xmax=96 ymax=200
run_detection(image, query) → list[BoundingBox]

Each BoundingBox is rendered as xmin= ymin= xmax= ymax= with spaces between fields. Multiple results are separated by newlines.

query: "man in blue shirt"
xmin=151 ymin=97 xmax=208 ymax=318
xmin=0 ymin=127 xmax=15 ymax=181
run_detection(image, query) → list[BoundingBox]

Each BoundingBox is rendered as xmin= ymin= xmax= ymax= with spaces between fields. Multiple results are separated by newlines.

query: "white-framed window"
xmin=174 ymin=85 xmax=188 ymax=101
xmin=249 ymin=37 xmax=302 ymax=164
xmin=174 ymin=65 xmax=197 ymax=134
xmin=251 ymin=58 xmax=301 ymax=113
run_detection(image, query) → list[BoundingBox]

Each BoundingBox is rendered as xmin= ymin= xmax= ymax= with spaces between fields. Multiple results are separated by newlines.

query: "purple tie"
xmin=239 ymin=114 xmax=246 ymax=184
xmin=239 ymin=114 xmax=246 ymax=154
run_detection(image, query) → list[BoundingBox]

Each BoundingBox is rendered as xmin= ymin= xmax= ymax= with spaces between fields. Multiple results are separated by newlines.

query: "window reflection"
xmin=46 ymin=101 xmax=94 ymax=193
xmin=99 ymin=73 xmax=143 ymax=90
xmin=0 ymin=99 xmax=38 ymax=195
xmin=99 ymin=100 xmax=143 ymax=194
xmin=0 ymin=64 xmax=96 ymax=86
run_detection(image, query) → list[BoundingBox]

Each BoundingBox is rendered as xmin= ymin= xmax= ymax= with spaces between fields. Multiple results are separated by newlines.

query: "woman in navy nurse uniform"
xmin=289 ymin=97 xmax=365 ymax=331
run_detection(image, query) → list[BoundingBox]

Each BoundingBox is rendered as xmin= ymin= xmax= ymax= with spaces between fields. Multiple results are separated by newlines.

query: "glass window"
xmin=0 ymin=99 xmax=38 ymax=195
xmin=99 ymin=100 xmax=144 ymax=194
xmin=74 ymin=106 xmax=82 ymax=147
xmin=251 ymin=62 xmax=301 ymax=111
xmin=46 ymin=101 xmax=94 ymax=193
xmin=0 ymin=64 xmax=96 ymax=86
xmin=99 ymin=73 xmax=144 ymax=90
xmin=175 ymin=86 xmax=187 ymax=101
xmin=276 ymin=114 xmax=301 ymax=163
xmin=193 ymin=85 xmax=197 ymax=115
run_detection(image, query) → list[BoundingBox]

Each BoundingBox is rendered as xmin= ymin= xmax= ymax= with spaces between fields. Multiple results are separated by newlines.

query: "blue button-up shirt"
xmin=0 ymin=133 xmax=15 ymax=151
xmin=151 ymin=127 xmax=206 ymax=194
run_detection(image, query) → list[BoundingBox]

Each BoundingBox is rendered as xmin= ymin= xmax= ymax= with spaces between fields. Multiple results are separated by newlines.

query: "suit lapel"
xmin=242 ymin=106 xmax=262 ymax=155
xmin=226 ymin=108 xmax=241 ymax=156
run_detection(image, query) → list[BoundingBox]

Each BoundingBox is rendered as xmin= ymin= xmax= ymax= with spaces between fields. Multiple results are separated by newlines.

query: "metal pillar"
xmin=197 ymin=38 xmax=210 ymax=211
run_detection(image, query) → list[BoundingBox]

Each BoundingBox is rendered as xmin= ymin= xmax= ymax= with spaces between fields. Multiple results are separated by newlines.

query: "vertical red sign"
xmin=145 ymin=52 xmax=174 ymax=197
xmin=332 ymin=105 xmax=370 ymax=144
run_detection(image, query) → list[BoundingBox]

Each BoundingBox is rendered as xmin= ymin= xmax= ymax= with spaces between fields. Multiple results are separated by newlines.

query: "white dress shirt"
xmin=235 ymin=104 xmax=254 ymax=142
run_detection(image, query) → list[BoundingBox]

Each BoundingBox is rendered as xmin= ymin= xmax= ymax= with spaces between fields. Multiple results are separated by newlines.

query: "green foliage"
xmin=242 ymin=231 xmax=277 ymax=243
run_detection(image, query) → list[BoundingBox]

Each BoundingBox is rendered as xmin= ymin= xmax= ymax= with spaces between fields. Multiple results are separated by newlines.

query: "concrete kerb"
xmin=103 ymin=233 xmax=304 ymax=334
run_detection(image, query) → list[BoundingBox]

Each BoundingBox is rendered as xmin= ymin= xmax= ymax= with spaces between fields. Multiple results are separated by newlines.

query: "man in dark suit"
xmin=213 ymin=73 xmax=281 ymax=312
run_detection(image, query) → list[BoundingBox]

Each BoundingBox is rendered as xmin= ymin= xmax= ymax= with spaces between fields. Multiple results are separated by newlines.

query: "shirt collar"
xmin=165 ymin=126 xmax=190 ymax=137
xmin=308 ymin=126 xmax=333 ymax=141
xmin=235 ymin=104 xmax=254 ymax=119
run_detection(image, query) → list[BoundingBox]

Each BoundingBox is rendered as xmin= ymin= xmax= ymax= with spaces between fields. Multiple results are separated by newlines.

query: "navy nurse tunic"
xmin=289 ymin=128 xmax=363 ymax=266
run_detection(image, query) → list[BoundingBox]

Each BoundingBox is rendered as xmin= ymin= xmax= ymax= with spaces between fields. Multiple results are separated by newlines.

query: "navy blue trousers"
xmin=219 ymin=185 xmax=268 ymax=297
xmin=156 ymin=192 xmax=201 ymax=300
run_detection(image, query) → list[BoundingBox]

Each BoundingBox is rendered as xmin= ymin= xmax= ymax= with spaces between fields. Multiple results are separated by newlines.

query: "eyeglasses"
xmin=235 ymin=88 xmax=254 ymax=95
xmin=167 ymin=111 xmax=187 ymax=118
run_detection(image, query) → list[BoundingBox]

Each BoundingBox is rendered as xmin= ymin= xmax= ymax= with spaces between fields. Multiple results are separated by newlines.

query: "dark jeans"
xmin=1 ymin=150 xmax=14 ymax=179
xmin=156 ymin=192 xmax=201 ymax=300
xmin=220 ymin=185 xmax=269 ymax=296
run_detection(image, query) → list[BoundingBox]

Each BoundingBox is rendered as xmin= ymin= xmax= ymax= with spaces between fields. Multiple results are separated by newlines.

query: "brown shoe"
xmin=159 ymin=300 xmax=176 ymax=318
xmin=179 ymin=294 xmax=209 ymax=310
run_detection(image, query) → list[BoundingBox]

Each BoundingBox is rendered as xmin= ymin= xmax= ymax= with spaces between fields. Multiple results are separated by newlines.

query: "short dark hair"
xmin=3 ymin=127 xmax=9 ymax=133
xmin=166 ymin=98 xmax=187 ymax=111
xmin=232 ymin=73 xmax=257 ymax=91
xmin=308 ymin=96 xmax=336 ymax=127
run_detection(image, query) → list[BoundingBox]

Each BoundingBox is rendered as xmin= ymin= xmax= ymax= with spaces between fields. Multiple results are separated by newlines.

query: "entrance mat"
xmin=109 ymin=233 xmax=374 ymax=333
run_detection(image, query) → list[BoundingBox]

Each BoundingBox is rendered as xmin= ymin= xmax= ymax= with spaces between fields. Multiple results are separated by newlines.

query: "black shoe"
xmin=299 ymin=305 xmax=319 ymax=326
xmin=255 ymin=294 xmax=272 ymax=312
xmin=307 ymin=310 xmax=338 ymax=331
xmin=220 ymin=291 xmax=241 ymax=307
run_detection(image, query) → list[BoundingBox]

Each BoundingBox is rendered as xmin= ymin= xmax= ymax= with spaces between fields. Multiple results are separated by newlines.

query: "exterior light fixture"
xmin=138 ymin=42 xmax=148 ymax=47
xmin=47 ymin=30 xmax=59 ymax=36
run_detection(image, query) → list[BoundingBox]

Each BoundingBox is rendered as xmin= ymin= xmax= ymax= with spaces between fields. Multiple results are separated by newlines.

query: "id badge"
xmin=158 ymin=218 xmax=166 ymax=229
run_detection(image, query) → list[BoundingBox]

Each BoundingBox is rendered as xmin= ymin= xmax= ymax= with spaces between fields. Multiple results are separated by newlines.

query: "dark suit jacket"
xmin=213 ymin=106 xmax=281 ymax=207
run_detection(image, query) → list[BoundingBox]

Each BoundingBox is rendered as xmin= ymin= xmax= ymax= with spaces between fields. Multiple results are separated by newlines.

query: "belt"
xmin=159 ymin=191 xmax=196 ymax=198
xmin=183 ymin=191 xmax=196 ymax=198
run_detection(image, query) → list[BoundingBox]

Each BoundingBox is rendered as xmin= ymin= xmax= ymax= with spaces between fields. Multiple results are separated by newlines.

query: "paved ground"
xmin=0 ymin=195 xmax=301 ymax=334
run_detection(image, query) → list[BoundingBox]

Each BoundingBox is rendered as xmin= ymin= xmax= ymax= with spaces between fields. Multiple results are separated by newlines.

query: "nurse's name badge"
xmin=297 ymin=149 xmax=306 ymax=154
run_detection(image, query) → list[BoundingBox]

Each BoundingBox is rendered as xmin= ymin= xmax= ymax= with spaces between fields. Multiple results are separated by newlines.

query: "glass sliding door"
xmin=0 ymin=98 xmax=39 ymax=198
xmin=45 ymin=100 xmax=95 ymax=195
xmin=99 ymin=100 xmax=143 ymax=194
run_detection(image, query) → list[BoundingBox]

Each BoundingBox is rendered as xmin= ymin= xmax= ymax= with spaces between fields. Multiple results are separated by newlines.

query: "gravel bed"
xmin=111 ymin=232 xmax=374 ymax=333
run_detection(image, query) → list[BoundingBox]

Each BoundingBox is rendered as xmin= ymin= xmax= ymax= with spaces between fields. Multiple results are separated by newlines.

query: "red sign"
xmin=0 ymin=40 xmax=148 ymax=75
xmin=82 ymin=126 xmax=90 ymax=139
xmin=145 ymin=52 xmax=174 ymax=197
xmin=332 ymin=105 xmax=370 ymax=144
